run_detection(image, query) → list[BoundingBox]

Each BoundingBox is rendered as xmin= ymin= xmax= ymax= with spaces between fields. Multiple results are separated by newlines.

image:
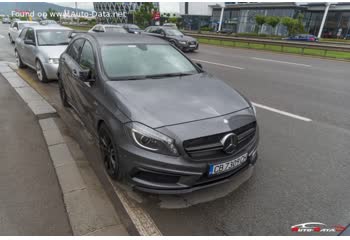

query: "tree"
xmin=266 ymin=16 xmax=280 ymax=35
xmin=255 ymin=15 xmax=266 ymax=34
xmin=46 ymin=8 xmax=59 ymax=21
xmin=133 ymin=2 xmax=155 ymax=28
xmin=281 ymin=17 xmax=298 ymax=36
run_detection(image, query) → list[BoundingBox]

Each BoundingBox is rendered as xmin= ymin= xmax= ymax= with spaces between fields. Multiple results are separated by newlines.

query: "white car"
xmin=88 ymin=24 xmax=128 ymax=33
xmin=8 ymin=20 xmax=39 ymax=43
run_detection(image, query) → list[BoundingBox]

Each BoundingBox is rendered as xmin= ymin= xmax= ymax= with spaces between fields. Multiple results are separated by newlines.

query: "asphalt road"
xmin=1 ymin=22 xmax=350 ymax=236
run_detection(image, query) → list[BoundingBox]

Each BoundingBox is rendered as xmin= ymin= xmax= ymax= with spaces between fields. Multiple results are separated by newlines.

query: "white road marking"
xmin=252 ymin=102 xmax=312 ymax=122
xmin=192 ymin=59 xmax=245 ymax=70
xmin=106 ymin=175 xmax=162 ymax=236
xmin=0 ymin=35 xmax=4 ymax=39
xmin=252 ymin=57 xmax=312 ymax=67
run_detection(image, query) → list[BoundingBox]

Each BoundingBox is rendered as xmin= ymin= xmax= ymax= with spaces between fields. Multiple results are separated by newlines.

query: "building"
xmin=211 ymin=2 xmax=350 ymax=38
xmin=178 ymin=2 xmax=224 ymax=30
xmin=93 ymin=2 xmax=159 ymax=23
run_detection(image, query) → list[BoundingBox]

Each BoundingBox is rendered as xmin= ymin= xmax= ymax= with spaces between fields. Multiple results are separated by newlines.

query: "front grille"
xmin=183 ymin=121 xmax=256 ymax=160
xmin=189 ymin=41 xmax=197 ymax=45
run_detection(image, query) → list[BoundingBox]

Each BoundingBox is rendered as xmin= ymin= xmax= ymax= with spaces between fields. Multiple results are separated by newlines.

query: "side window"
xmin=13 ymin=22 xmax=18 ymax=29
xmin=153 ymin=28 xmax=161 ymax=34
xmin=79 ymin=41 xmax=96 ymax=77
xmin=67 ymin=39 xmax=85 ymax=62
xmin=25 ymin=28 xmax=35 ymax=43
xmin=19 ymin=28 xmax=28 ymax=39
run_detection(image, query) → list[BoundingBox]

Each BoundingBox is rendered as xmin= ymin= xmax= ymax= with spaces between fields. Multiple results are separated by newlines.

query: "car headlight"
xmin=125 ymin=122 xmax=179 ymax=156
xmin=179 ymin=41 xmax=187 ymax=45
xmin=48 ymin=58 xmax=59 ymax=64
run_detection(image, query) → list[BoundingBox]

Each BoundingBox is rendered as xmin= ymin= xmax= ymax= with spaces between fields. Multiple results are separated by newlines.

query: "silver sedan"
xmin=14 ymin=25 xmax=72 ymax=82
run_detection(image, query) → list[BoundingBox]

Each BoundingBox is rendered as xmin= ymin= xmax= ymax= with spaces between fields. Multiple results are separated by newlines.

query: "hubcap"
xmin=36 ymin=62 xmax=43 ymax=81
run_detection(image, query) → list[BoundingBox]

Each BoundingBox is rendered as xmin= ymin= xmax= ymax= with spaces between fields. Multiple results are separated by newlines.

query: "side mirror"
xmin=79 ymin=68 xmax=95 ymax=82
xmin=24 ymin=39 xmax=35 ymax=45
xmin=196 ymin=63 xmax=203 ymax=69
xmin=161 ymin=32 xmax=166 ymax=37
xmin=14 ymin=27 xmax=18 ymax=31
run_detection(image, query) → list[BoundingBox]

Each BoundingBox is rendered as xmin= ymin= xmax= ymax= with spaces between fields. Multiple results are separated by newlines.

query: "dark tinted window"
xmin=19 ymin=28 xmax=28 ymax=39
xmin=67 ymin=39 xmax=85 ymax=62
xmin=79 ymin=41 xmax=96 ymax=77
xmin=25 ymin=28 xmax=35 ymax=42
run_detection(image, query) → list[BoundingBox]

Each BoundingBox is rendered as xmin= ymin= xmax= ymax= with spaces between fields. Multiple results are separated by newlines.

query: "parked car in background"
xmin=57 ymin=32 xmax=258 ymax=193
xmin=15 ymin=25 xmax=72 ymax=82
xmin=163 ymin=23 xmax=177 ymax=29
xmin=88 ymin=24 xmax=128 ymax=33
xmin=8 ymin=20 xmax=39 ymax=43
xmin=217 ymin=28 xmax=234 ymax=34
xmin=144 ymin=26 xmax=199 ymax=52
xmin=40 ymin=20 xmax=58 ymax=25
xmin=116 ymin=23 xmax=142 ymax=33
xmin=2 ymin=17 xmax=11 ymax=24
xmin=283 ymin=34 xmax=319 ymax=42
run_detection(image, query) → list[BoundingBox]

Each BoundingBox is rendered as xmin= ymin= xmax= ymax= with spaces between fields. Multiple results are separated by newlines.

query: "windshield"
xmin=101 ymin=44 xmax=199 ymax=80
xmin=36 ymin=30 xmax=71 ymax=46
xmin=105 ymin=27 xmax=128 ymax=33
xmin=164 ymin=29 xmax=183 ymax=36
xmin=19 ymin=22 xmax=39 ymax=29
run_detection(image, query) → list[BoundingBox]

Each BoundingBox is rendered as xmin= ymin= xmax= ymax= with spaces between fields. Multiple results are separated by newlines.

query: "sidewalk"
xmin=0 ymin=73 xmax=72 ymax=235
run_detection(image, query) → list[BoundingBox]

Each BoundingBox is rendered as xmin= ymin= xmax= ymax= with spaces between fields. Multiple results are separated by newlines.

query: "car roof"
xmin=77 ymin=32 xmax=168 ymax=45
xmin=97 ymin=24 xmax=123 ymax=28
xmin=29 ymin=25 xmax=72 ymax=31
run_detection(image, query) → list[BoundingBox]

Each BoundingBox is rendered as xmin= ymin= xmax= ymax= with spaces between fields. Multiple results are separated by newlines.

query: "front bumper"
xmin=43 ymin=63 xmax=59 ymax=80
xmin=178 ymin=42 xmax=199 ymax=51
xmin=117 ymin=129 xmax=258 ymax=194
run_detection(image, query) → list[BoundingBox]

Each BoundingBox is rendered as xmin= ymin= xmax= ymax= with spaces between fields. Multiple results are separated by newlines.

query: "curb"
xmin=0 ymin=63 xmax=128 ymax=236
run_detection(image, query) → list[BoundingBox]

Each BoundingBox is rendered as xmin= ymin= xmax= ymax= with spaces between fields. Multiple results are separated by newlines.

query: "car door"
xmin=15 ymin=27 xmax=28 ymax=58
xmin=74 ymin=40 xmax=99 ymax=131
xmin=22 ymin=28 xmax=37 ymax=67
xmin=9 ymin=22 xmax=17 ymax=40
xmin=60 ymin=38 xmax=86 ymax=114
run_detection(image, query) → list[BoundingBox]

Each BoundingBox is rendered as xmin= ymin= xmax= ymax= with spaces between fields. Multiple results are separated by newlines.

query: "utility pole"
xmin=317 ymin=2 xmax=331 ymax=38
xmin=218 ymin=6 xmax=224 ymax=32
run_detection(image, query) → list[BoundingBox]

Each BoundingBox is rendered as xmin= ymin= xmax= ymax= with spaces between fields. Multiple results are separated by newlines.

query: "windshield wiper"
xmin=146 ymin=73 xmax=193 ymax=79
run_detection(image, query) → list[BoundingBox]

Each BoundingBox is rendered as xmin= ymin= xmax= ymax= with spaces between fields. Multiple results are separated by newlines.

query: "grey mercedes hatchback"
xmin=57 ymin=33 xmax=259 ymax=194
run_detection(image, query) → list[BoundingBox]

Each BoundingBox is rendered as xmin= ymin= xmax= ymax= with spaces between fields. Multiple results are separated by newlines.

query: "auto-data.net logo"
xmin=291 ymin=222 xmax=346 ymax=233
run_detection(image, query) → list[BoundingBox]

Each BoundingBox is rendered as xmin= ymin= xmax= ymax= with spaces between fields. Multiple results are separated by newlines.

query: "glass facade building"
xmin=211 ymin=3 xmax=350 ymax=38
xmin=93 ymin=2 xmax=159 ymax=23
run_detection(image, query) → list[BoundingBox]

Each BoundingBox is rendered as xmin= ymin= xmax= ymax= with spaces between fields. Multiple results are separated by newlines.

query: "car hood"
xmin=38 ymin=45 xmax=68 ymax=59
xmin=107 ymin=73 xmax=250 ymax=128
xmin=170 ymin=35 xmax=196 ymax=42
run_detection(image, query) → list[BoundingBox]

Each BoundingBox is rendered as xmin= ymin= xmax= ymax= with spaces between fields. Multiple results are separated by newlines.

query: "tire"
xmin=98 ymin=123 xmax=121 ymax=180
xmin=36 ymin=60 xmax=49 ymax=83
xmin=58 ymin=79 xmax=70 ymax=108
xmin=15 ymin=50 xmax=25 ymax=68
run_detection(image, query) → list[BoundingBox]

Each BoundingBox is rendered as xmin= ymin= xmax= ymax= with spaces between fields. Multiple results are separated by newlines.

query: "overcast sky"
xmin=56 ymin=2 xmax=180 ymax=13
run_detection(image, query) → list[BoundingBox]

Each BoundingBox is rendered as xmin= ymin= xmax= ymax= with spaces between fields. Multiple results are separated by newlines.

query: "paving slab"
xmin=27 ymin=99 xmax=56 ymax=115
xmin=55 ymin=162 xmax=86 ymax=194
xmin=48 ymin=143 xmax=75 ymax=168
xmin=15 ymin=87 xmax=43 ymax=102
xmin=43 ymin=128 xmax=65 ymax=146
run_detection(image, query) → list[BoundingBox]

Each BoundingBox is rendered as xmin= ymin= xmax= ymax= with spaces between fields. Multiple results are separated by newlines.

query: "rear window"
xmin=105 ymin=27 xmax=128 ymax=33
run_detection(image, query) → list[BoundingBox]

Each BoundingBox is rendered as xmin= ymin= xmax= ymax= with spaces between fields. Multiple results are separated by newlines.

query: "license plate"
xmin=209 ymin=153 xmax=248 ymax=176
xmin=189 ymin=45 xmax=196 ymax=48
